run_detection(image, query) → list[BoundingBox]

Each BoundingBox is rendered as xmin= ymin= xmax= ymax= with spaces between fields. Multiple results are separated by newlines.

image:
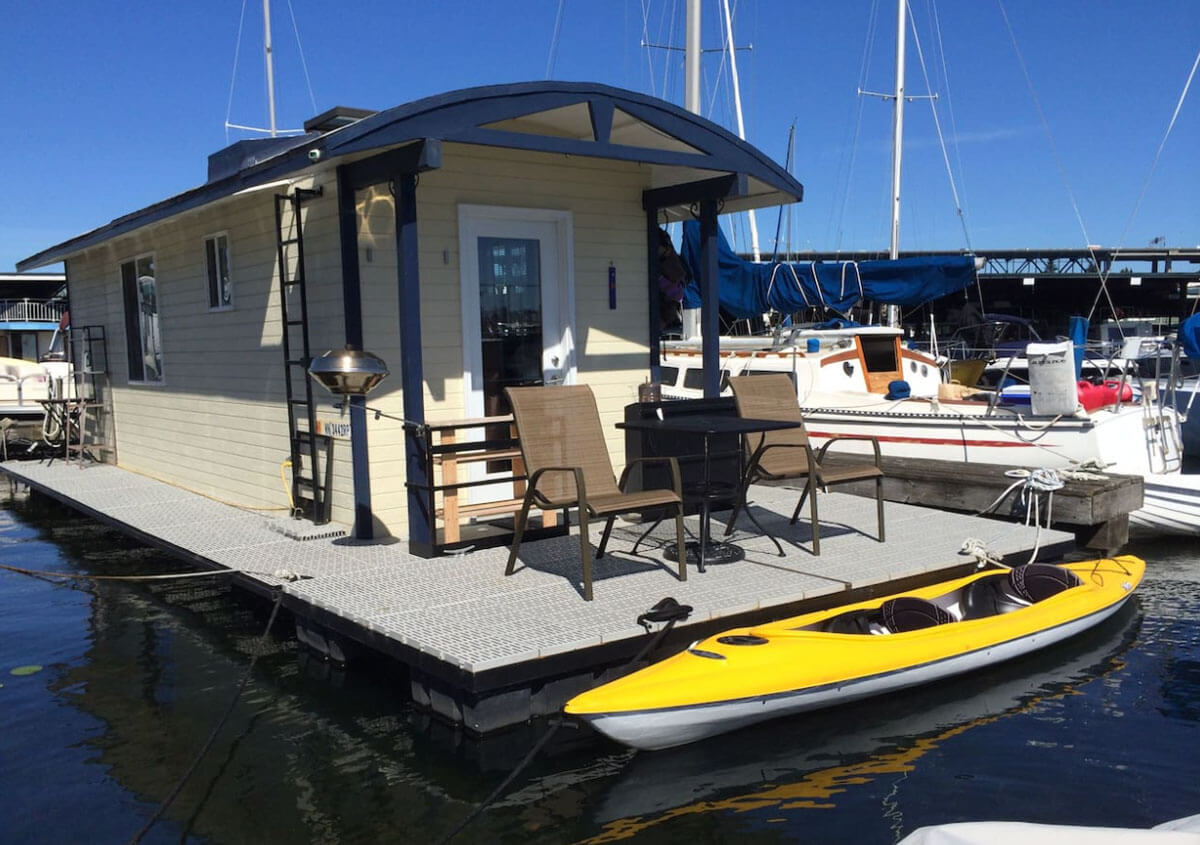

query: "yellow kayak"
xmin=565 ymin=557 xmax=1144 ymax=750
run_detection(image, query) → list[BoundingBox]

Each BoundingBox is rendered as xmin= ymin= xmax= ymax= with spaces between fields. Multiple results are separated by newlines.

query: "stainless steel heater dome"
xmin=307 ymin=345 xmax=390 ymax=396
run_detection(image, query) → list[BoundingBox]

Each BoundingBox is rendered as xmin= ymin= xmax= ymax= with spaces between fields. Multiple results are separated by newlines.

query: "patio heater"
xmin=307 ymin=345 xmax=389 ymax=397
xmin=308 ymin=345 xmax=390 ymax=538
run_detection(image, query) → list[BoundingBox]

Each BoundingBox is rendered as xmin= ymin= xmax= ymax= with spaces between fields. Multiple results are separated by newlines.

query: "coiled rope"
xmin=974 ymin=467 xmax=1069 ymax=566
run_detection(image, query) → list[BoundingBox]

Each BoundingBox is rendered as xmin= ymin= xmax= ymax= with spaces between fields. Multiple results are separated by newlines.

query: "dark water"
xmin=2 ymin=489 xmax=1199 ymax=844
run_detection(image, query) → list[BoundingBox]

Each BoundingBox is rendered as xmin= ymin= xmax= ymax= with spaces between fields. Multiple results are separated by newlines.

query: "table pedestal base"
xmin=663 ymin=539 xmax=745 ymax=568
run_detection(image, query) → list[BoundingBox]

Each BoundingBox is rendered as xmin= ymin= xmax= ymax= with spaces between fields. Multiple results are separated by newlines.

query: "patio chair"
xmin=726 ymin=374 xmax=885 ymax=555
xmin=504 ymin=384 xmax=688 ymax=601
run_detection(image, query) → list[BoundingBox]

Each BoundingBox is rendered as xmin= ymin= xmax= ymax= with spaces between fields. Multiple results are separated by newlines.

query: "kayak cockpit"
xmin=796 ymin=564 xmax=1084 ymax=636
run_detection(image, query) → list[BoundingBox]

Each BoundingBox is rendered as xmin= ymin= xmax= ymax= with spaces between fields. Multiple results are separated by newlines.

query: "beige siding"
xmin=355 ymin=145 xmax=653 ymax=536
xmin=64 ymin=174 xmax=348 ymax=521
xmin=64 ymin=144 xmax=655 ymax=541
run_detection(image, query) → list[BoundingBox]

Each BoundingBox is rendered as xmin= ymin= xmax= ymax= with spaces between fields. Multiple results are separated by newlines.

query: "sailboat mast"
xmin=722 ymin=0 xmax=761 ymax=261
xmin=685 ymin=0 xmax=701 ymax=114
xmin=884 ymin=0 xmax=907 ymax=326
xmin=263 ymin=0 xmax=278 ymax=138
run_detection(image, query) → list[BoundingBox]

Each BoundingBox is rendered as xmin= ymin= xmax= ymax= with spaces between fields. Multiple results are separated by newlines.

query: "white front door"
xmin=460 ymin=205 xmax=575 ymax=414
xmin=459 ymin=205 xmax=576 ymax=488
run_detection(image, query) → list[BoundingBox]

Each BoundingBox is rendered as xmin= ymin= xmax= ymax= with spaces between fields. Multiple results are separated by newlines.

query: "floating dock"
xmin=2 ymin=459 xmax=1082 ymax=734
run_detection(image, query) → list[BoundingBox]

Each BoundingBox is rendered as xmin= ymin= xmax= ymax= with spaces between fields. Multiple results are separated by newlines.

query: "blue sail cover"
xmin=679 ymin=220 xmax=977 ymax=318
xmin=1180 ymin=312 xmax=1200 ymax=361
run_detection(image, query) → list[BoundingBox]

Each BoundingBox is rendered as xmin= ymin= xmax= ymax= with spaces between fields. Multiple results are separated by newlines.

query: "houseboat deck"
xmin=1 ymin=458 xmax=1077 ymax=734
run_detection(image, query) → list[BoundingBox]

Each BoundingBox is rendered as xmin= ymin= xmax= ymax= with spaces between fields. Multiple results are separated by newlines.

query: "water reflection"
xmin=3 ymin=493 xmax=1199 ymax=844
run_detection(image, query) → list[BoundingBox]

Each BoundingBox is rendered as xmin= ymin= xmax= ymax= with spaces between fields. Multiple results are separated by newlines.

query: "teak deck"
xmin=2 ymin=458 xmax=1085 ymax=734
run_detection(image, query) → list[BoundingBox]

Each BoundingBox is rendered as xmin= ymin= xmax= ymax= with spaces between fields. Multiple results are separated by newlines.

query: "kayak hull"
xmin=566 ymin=558 xmax=1144 ymax=751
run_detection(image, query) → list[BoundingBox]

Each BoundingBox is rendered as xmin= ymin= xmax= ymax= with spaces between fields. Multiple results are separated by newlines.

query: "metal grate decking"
xmin=2 ymin=458 xmax=1076 ymax=729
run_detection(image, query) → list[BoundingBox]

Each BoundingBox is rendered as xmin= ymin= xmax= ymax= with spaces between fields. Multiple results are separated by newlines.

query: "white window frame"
xmin=204 ymin=231 xmax=234 ymax=311
xmin=121 ymin=252 xmax=165 ymax=385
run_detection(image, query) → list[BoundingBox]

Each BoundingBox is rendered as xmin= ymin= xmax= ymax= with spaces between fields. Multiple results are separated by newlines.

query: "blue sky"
xmin=3 ymin=0 xmax=1198 ymax=272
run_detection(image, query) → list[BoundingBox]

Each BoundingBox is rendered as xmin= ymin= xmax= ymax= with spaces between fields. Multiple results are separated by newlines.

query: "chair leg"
xmin=811 ymin=486 xmax=821 ymax=555
xmin=673 ymin=504 xmax=688 ymax=582
xmin=723 ymin=481 xmax=748 ymax=537
xmin=631 ymin=514 xmax=664 ymax=556
xmin=506 ymin=492 xmax=537 ymax=575
xmin=597 ymin=515 xmax=617 ymax=558
xmin=876 ymin=476 xmax=886 ymax=542
xmin=578 ymin=507 xmax=594 ymax=601
xmin=790 ymin=483 xmax=811 ymax=524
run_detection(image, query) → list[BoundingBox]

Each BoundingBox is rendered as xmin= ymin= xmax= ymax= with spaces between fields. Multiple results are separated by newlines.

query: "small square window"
xmin=205 ymin=234 xmax=233 ymax=309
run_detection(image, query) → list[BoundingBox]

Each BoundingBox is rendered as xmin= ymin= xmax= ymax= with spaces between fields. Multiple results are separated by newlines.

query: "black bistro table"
xmin=617 ymin=414 xmax=804 ymax=571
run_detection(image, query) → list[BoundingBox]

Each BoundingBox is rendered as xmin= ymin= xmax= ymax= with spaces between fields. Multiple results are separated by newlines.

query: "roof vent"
xmin=303 ymin=106 xmax=376 ymax=134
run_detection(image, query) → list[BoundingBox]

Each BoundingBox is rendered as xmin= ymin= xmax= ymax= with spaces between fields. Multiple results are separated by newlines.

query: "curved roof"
xmin=20 ymin=81 xmax=804 ymax=270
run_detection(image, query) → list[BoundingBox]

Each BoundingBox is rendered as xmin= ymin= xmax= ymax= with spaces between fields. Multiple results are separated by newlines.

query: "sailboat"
xmin=658 ymin=0 xmax=1193 ymax=534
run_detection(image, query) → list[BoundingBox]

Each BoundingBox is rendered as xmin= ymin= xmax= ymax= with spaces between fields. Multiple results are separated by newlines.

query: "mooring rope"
xmin=127 ymin=586 xmax=286 ymax=844
xmin=434 ymin=598 xmax=691 ymax=843
xmin=0 ymin=561 xmax=308 ymax=583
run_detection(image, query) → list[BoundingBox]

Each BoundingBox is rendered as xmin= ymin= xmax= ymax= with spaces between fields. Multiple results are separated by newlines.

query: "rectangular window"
xmin=121 ymin=254 xmax=163 ymax=383
xmin=205 ymin=233 xmax=233 ymax=309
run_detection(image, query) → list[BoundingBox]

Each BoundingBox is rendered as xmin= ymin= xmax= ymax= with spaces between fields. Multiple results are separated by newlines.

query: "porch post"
xmin=698 ymin=198 xmax=721 ymax=398
xmin=335 ymin=164 xmax=374 ymax=539
xmin=395 ymin=173 xmax=432 ymax=554
xmin=646 ymin=208 xmax=662 ymax=382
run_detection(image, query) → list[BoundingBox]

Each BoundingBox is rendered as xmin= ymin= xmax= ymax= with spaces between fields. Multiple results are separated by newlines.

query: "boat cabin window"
xmin=682 ymin=367 xmax=730 ymax=392
xmin=659 ymin=365 xmax=679 ymax=387
xmin=859 ymin=335 xmax=900 ymax=373
xmin=743 ymin=368 xmax=796 ymax=386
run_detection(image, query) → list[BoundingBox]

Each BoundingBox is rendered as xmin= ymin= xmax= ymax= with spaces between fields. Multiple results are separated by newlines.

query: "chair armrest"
xmin=746 ymin=440 xmax=818 ymax=480
xmin=527 ymin=465 xmax=587 ymax=506
xmin=619 ymin=456 xmax=684 ymax=497
xmin=815 ymin=435 xmax=883 ymax=466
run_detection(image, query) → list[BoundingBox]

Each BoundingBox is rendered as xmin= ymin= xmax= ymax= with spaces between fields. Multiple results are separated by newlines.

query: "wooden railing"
xmin=413 ymin=415 xmax=561 ymax=554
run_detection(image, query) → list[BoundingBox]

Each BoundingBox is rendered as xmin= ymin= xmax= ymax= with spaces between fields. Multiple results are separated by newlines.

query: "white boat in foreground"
xmin=661 ymin=325 xmax=1196 ymax=533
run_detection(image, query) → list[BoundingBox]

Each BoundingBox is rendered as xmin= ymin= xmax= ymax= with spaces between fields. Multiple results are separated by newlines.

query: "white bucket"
xmin=1027 ymin=340 xmax=1078 ymax=416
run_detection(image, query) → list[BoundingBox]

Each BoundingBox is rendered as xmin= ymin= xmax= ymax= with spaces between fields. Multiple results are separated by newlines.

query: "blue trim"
xmin=699 ymin=200 xmax=721 ymax=398
xmin=336 ymin=164 xmax=372 ymax=539
xmin=0 ymin=321 xmax=58 ymax=331
xmin=396 ymin=173 xmax=432 ymax=553
xmin=20 ymin=81 xmax=803 ymax=271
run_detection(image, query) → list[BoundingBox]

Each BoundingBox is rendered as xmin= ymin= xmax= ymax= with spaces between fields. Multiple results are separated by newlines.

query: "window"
xmin=205 ymin=233 xmax=233 ymax=309
xmin=859 ymin=335 xmax=899 ymax=373
xmin=121 ymin=255 xmax=163 ymax=382
xmin=682 ymin=367 xmax=730 ymax=391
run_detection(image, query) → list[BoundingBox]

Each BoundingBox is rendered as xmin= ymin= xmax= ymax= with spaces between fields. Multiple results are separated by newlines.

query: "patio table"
xmin=618 ymin=414 xmax=804 ymax=571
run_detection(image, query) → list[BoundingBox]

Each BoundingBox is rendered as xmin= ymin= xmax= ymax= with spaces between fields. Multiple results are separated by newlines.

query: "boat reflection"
xmin=574 ymin=602 xmax=1141 ymax=843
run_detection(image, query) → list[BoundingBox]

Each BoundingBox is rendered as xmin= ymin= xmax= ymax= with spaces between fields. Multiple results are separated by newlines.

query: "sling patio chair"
xmin=504 ymin=384 xmax=688 ymax=601
xmin=726 ymin=373 xmax=885 ymax=555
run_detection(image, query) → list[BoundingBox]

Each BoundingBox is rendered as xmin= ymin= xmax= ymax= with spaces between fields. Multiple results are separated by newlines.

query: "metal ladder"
xmin=274 ymin=187 xmax=332 ymax=523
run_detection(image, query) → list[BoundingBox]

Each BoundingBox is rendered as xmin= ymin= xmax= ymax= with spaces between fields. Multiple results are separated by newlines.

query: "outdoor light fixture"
xmin=1023 ymin=277 xmax=1036 ymax=287
xmin=307 ymin=345 xmax=390 ymax=397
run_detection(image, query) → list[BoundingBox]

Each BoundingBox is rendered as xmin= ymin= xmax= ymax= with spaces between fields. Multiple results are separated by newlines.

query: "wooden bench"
xmin=421 ymin=415 xmax=558 ymax=547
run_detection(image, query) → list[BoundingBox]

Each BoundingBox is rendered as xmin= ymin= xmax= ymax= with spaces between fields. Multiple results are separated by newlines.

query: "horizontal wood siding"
xmin=63 ymin=174 xmax=352 ymax=521
xmin=61 ymin=145 xmax=654 ymax=542
xmin=361 ymin=145 xmax=652 ymax=536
